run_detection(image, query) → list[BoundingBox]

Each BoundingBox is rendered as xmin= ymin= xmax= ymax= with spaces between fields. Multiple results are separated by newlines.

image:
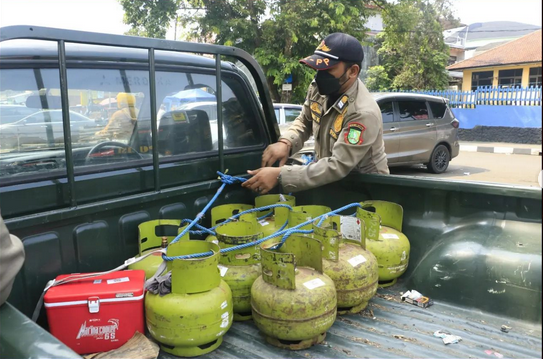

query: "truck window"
xmin=0 ymin=66 xmax=263 ymax=180
xmin=155 ymin=71 xmax=262 ymax=156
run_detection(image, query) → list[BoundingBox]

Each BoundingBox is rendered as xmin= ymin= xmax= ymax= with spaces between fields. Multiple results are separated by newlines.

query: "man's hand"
xmin=241 ymin=167 xmax=281 ymax=195
xmin=262 ymin=141 xmax=291 ymax=167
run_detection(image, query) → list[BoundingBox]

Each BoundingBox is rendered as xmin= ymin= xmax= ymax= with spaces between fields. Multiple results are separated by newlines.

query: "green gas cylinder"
xmin=288 ymin=205 xmax=331 ymax=230
xmin=358 ymin=201 xmax=410 ymax=287
xmin=255 ymin=194 xmax=295 ymax=237
xmin=215 ymin=220 xmax=263 ymax=321
xmin=251 ymin=236 xmax=337 ymax=350
xmin=128 ymin=219 xmax=182 ymax=279
xmin=206 ymin=204 xmax=257 ymax=243
xmin=145 ymin=235 xmax=233 ymax=357
xmin=314 ymin=215 xmax=379 ymax=314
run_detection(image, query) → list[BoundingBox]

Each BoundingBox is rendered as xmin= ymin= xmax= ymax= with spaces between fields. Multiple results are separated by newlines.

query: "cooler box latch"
xmin=88 ymin=297 xmax=100 ymax=313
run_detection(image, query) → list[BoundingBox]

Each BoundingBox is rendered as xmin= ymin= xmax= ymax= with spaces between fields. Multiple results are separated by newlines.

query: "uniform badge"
xmin=345 ymin=122 xmax=365 ymax=145
xmin=310 ymin=101 xmax=322 ymax=123
xmin=337 ymin=95 xmax=349 ymax=110
xmin=329 ymin=106 xmax=348 ymax=140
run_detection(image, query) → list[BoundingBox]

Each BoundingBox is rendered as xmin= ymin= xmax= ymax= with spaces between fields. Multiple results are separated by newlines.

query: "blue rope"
xmin=257 ymin=212 xmax=274 ymax=221
xmin=163 ymin=202 xmax=364 ymax=261
xmin=170 ymin=172 xmax=246 ymax=245
xmin=209 ymin=203 xmax=293 ymax=230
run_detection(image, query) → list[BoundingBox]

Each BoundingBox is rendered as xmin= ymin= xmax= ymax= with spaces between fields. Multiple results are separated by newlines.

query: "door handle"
xmin=390 ymin=127 xmax=397 ymax=132
xmin=425 ymin=123 xmax=434 ymax=127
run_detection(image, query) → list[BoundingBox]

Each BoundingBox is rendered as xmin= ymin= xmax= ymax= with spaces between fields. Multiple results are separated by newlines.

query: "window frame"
xmin=0 ymin=52 xmax=268 ymax=195
xmin=471 ymin=70 xmax=494 ymax=91
xmin=529 ymin=67 xmax=542 ymax=87
xmin=498 ymin=68 xmax=523 ymax=88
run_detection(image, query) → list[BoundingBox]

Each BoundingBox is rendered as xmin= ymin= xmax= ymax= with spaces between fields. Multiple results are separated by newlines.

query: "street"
xmin=389 ymin=151 xmax=542 ymax=188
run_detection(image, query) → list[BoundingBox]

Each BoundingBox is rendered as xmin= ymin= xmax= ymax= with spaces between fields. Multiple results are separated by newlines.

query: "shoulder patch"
xmin=344 ymin=122 xmax=366 ymax=145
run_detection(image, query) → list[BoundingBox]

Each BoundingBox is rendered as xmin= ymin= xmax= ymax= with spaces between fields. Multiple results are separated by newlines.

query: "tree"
xmin=120 ymin=0 xmax=179 ymax=38
xmin=120 ymin=0 xmax=376 ymax=103
xmin=365 ymin=65 xmax=391 ymax=91
xmin=377 ymin=0 xmax=450 ymax=90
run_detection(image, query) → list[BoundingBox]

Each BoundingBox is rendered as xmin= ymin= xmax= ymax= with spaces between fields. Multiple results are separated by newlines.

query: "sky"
xmin=0 ymin=0 xmax=541 ymax=37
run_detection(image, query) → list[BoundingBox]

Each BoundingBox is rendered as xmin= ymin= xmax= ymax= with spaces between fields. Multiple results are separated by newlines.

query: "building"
xmin=444 ymin=21 xmax=541 ymax=64
xmin=446 ymin=30 xmax=542 ymax=91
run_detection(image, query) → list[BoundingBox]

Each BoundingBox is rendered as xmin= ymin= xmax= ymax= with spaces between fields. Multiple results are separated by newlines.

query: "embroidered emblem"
xmin=316 ymin=40 xmax=331 ymax=52
xmin=345 ymin=122 xmax=366 ymax=145
xmin=329 ymin=106 xmax=348 ymax=141
xmin=311 ymin=112 xmax=320 ymax=123
xmin=310 ymin=101 xmax=322 ymax=115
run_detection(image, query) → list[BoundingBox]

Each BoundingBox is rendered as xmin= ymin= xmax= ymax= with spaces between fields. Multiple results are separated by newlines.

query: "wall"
xmin=462 ymin=63 xmax=542 ymax=91
xmin=453 ymin=105 xmax=542 ymax=144
xmin=452 ymin=105 xmax=542 ymax=129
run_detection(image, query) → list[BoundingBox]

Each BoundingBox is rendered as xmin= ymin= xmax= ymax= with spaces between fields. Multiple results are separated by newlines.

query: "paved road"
xmin=389 ymin=151 xmax=542 ymax=188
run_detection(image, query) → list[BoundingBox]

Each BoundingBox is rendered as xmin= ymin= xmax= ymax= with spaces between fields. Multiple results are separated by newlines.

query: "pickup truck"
xmin=0 ymin=26 xmax=541 ymax=359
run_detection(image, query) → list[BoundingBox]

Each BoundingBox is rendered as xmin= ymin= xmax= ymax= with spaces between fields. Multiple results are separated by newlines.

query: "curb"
xmin=460 ymin=145 xmax=542 ymax=156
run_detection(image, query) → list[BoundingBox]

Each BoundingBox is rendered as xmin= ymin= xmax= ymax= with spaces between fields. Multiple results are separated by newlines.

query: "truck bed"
xmin=174 ymin=285 xmax=542 ymax=359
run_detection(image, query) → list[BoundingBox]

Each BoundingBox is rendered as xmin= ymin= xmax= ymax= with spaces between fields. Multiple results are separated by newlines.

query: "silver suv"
xmin=287 ymin=93 xmax=459 ymax=173
xmin=376 ymin=93 xmax=459 ymax=173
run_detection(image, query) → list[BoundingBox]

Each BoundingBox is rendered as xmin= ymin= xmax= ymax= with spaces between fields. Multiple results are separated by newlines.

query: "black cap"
xmin=300 ymin=33 xmax=364 ymax=70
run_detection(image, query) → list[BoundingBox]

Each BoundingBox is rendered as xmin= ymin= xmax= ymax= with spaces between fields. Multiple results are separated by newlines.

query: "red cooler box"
xmin=44 ymin=270 xmax=145 ymax=354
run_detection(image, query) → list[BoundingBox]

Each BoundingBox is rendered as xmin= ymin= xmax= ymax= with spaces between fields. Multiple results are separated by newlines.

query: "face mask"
xmin=315 ymin=67 xmax=350 ymax=96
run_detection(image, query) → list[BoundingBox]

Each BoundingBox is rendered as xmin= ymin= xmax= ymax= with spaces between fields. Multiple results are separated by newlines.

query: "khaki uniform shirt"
xmin=279 ymin=79 xmax=389 ymax=193
xmin=0 ymin=212 xmax=25 ymax=306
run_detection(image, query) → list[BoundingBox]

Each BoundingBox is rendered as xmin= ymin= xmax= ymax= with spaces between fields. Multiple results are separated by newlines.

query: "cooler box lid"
xmin=44 ymin=270 xmax=145 ymax=304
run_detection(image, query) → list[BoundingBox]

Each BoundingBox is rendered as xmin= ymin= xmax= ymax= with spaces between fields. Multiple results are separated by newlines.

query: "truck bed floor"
xmin=160 ymin=286 xmax=542 ymax=359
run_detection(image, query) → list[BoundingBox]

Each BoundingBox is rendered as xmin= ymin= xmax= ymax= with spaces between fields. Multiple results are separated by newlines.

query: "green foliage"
xmin=119 ymin=0 xmax=179 ymax=39
xmin=365 ymin=65 xmax=391 ymax=91
xmin=378 ymin=0 xmax=451 ymax=90
xmin=177 ymin=0 xmax=375 ymax=103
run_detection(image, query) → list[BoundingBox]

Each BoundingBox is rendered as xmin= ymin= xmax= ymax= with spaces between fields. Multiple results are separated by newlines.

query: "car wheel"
xmin=427 ymin=144 xmax=450 ymax=174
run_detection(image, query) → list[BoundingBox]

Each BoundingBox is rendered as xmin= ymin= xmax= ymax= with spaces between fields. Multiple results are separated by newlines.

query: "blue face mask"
xmin=315 ymin=67 xmax=350 ymax=96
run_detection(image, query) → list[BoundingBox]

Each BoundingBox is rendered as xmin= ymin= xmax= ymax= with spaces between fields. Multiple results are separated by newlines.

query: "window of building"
xmin=471 ymin=71 xmax=493 ymax=90
xmin=498 ymin=69 xmax=523 ymax=88
xmin=379 ymin=101 xmax=395 ymax=123
xmin=529 ymin=67 xmax=542 ymax=87
xmin=398 ymin=100 xmax=429 ymax=121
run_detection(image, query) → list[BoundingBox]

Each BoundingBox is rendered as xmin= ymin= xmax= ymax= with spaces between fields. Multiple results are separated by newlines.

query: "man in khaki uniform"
xmin=0 ymin=211 xmax=25 ymax=306
xmin=242 ymin=32 xmax=389 ymax=194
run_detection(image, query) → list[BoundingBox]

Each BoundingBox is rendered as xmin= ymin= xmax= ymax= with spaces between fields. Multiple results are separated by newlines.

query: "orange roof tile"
xmin=447 ymin=30 xmax=542 ymax=70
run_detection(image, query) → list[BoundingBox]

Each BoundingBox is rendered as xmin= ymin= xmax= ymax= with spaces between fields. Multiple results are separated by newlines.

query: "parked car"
xmin=375 ymin=93 xmax=459 ymax=173
xmin=292 ymin=93 xmax=460 ymax=173
xmin=0 ymin=109 xmax=100 ymax=150
xmin=273 ymin=103 xmax=302 ymax=134
xmin=0 ymin=104 xmax=37 ymax=125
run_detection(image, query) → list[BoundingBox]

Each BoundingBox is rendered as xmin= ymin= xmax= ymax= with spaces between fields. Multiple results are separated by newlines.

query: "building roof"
xmin=447 ymin=30 xmax=542 ymax=70
xmin=444 ymin=21 xmax=541 ymax=49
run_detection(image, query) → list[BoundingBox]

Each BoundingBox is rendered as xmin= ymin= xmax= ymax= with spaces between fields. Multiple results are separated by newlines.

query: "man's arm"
xmin=280 ymin=112 xmax=380 ymax=192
